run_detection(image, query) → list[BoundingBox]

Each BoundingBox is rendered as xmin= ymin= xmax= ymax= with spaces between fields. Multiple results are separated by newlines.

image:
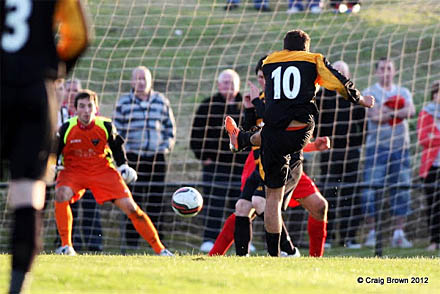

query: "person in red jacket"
xmin=417 ymin=80 xmax=440 ymax=251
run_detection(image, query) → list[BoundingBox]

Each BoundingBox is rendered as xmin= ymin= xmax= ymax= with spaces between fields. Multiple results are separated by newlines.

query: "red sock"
xmin=209 ymin=213 xmax=236 ymax=256
xmin=308 ymin=215 xmax=327 ymax=257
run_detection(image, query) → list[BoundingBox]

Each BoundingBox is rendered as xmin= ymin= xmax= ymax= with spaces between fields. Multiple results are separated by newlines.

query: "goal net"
xmin=1 ymin=0 xmax=439 ymax=256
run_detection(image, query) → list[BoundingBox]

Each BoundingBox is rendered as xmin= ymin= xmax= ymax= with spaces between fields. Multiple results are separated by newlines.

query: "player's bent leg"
xmin=265 ymin=186 xmax=285 ymax=256
xmin=55 ymin=186 xmax=75 ymax=203
xmin=297 ymin=193 xmax=328 ymax=257
xmin=234 ymin=199 xmax=254 ymax=256
xmin=209 ymin=213 xmax=236 ymax=256
xmin=251 ymin=196 xmax=265 ymax=215
xmin=114 ymin=197 xmax=168 ymax=255
xmin=298 ymin=192 xmax=328 ymax=221
xmin=54 ymin=186 xmax=75 ymax=252
xmin=224 ymin=116 xmax=260 ymax=152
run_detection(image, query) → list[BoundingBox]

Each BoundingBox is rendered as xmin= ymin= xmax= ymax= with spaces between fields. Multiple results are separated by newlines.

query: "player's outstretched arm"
xmin=358 ymin=95 xmax=375 ymax=108
xmin=303 ymin=136 xmax=331 ymax=152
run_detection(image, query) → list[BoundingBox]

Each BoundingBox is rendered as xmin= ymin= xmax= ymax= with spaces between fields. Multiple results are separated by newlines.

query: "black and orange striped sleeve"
xmin=54 ymin=0 xmax=92 ymax=61
xmin=315 ymin=55 xmax=361 ymax=104
xmin=104 ymin=120 xmax=127 ymax=167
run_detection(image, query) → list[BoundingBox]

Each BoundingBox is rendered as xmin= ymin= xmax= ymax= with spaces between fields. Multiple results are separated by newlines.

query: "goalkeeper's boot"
xmin=55 ymin=245 xmax=77 ymax=256
xmin=159 ymin=248 xmax=174 ymax=256
xmin=224 ymin=116 xmax=254 ymax=153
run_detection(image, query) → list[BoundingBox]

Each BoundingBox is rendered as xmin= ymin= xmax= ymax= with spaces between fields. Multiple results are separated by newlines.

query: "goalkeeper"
xmin=54 ymin=90 xmax=172 ymax=256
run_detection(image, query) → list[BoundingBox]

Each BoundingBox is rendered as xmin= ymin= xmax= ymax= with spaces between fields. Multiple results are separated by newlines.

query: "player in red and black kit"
xmin=226 ymin=30 xmax=374 ymax=256
xmin=210 ymin=56 xmax=329 ymax=257
xmin=1 ymin=0 xmax=90 ymax=292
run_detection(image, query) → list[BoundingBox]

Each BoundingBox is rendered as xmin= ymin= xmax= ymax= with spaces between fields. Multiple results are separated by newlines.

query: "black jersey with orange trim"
xmin=0 ymin=0 xmax=89 ymax=84
xmin=57 ymin=116 xmax=127 ymax=172
xmin=262 ymin=50 xmax=361 ymax=128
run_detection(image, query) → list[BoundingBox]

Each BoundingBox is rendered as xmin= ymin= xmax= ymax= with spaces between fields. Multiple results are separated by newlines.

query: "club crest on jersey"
xmin=91 ymin=139 xmax=100 ymax=146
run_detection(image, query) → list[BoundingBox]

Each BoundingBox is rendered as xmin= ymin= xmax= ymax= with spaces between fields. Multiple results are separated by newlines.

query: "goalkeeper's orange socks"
xmin=308 ymin=215 xmax=327 ymax=257
xmin=209 ymin=213 xmax=236 ymax=256
xmin=54 ymin=201 xmax=73 ymax=247
xmin=128 ymin=207 xmax=165 ymax=254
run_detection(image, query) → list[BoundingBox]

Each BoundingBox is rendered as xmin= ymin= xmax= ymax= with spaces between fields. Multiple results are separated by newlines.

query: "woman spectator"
xmin=417 ymin=80 xmax=440 ymax=251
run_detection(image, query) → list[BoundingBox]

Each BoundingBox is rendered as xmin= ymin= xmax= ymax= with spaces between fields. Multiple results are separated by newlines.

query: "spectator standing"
xmin=190 ymin=69 xmax=248 ymax=252
xmin=329 ymin=1 xmax=361 ymax=13
xmin=114 ymin=66 xmax=176 ymax=249
xmin=225 ymin=0 xmax=271 ymax=11
xmin=417 ymin=80 xmax=440 ymax=251
xmin=315 ymin=61 xmax=366 ymax=249
xmin=362 ymin=58 xmax=415 ymax=248
xmin=287 ymin=0 xmax=322 ymax=14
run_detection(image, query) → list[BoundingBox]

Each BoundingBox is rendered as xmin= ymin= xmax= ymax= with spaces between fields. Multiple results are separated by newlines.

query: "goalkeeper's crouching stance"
xmin=54 ymin=90 xmax=173 ymax=256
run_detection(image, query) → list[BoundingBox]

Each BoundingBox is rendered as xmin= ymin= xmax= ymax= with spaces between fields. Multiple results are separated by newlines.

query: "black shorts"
xmin=260 ymin=122 xmax=314 ymax=188
xmin=1 ymin=80 xmax=56 ymax=180
xmin=239 ymin=158 xmax=302 ymax=211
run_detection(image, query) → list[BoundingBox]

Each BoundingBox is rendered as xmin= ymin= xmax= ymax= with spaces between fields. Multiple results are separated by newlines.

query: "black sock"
xmin=265 ymin=231 xmax=281 ymax=257
xmin=9 ymin=207 xmax=42 ymax=294
xmin=235 ymin=216 xmax=251 ymax=256
xmin=280 ymin=221 xmax=295 ymax=255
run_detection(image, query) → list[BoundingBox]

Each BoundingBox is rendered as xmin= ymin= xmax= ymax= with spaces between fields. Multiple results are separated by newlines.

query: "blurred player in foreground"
xmin=54 ymin=90 xmax=173 ymax=257
xmin=1 ymin=0 xmax=91 ymax=292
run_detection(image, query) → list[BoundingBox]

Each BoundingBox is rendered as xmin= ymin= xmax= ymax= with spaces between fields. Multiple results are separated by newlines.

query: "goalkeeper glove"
xmin=117 ymin=164 xmax=138 ymax=184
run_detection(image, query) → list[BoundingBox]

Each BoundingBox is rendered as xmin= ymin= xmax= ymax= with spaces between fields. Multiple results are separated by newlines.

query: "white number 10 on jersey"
xmin=271 ymin=66 xmax=301 ymax=99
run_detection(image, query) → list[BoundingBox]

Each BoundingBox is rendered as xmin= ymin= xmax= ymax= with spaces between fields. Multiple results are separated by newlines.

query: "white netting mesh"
xmin=1 ymin=0 xmax=440 ymax=255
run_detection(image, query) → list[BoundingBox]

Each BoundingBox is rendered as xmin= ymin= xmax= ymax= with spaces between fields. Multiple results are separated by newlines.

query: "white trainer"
xmin=391 ymin=235 xmax=413 ymax=248
xmin=364 ymin=230 xmax=376 ymax=248
xmin=159 ymin=248 xmax=174 ymax=256
xmin=199 ymin=241 xmax=214 ymax=253
xmin=286 ymin=6 xmax=300 ymax=14
xmin=281 ymin=247 xmax=301 ymax=258
xmin=249 ymin=242 xmax=256 ymax=253
xmin=310 ymin=5 xmax=322 ymax=14
xmin=55 ymin=245 xmax=76 ymax=256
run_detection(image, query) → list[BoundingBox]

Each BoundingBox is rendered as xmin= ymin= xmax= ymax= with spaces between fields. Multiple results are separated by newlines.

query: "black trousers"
xmin=70 ymin=190 xmax=103 ymax=251
xmin=423 ymin=165 xmax=440 ymax=244
xmin=319 ymin=148 xmax=362 ymax=243
xmin=125 ymin=152 xmax=166 ymax=248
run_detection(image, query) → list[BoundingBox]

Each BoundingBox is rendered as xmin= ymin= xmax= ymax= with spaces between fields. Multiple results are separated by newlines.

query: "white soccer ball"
xmin=171 ymin=187 xmax=203 ymax=217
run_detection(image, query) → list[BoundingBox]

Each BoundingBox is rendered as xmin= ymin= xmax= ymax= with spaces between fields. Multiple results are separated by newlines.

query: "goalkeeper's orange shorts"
xmin=56 ymin=166 xmax=132 ymax=204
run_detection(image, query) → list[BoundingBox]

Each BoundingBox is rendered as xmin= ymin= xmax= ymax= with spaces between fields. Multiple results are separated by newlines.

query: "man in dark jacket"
xmin=315 ymin=61 xmax=366 ymax=249
xmin=190 ymin=69 xmax=248 ymax=252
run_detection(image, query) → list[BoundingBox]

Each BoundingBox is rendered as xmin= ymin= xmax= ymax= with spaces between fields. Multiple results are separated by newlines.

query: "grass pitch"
xmin=0 ymin=254 xmax=439 ymax=294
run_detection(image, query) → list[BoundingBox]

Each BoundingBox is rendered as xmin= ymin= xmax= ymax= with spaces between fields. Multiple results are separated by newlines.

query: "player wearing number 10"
xmin=227 ymin=29 xmax=375 ymax=256
xmin=1 ymin=0 xmax=91 ymax=292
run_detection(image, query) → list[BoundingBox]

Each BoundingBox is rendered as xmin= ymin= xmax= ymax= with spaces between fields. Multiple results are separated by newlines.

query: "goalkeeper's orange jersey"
xmin=57 ymin=116 xmax=126 ymax=175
